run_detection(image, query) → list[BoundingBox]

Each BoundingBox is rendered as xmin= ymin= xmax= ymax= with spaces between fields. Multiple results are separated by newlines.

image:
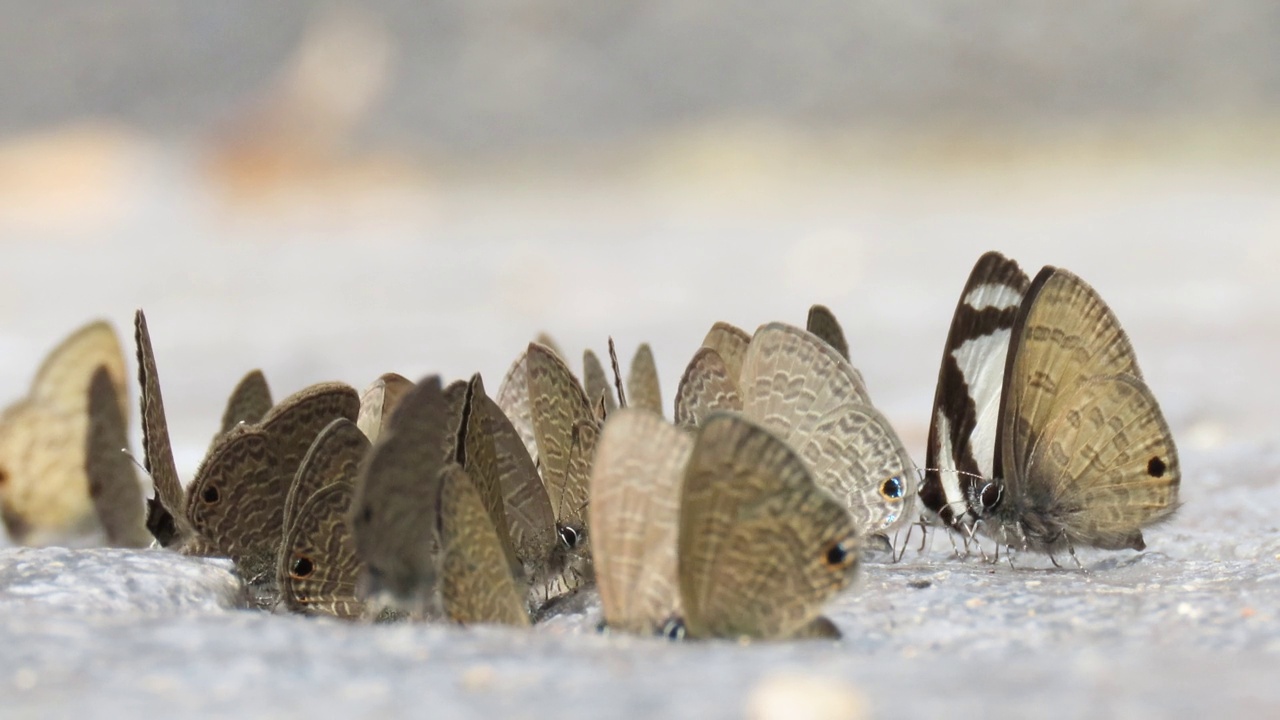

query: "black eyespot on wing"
xmin=880 ymin=476 xmax=904 ymax=500
xmin=0 ymin=467 xmax=9 ymax=486
xmin=201 ymin=486 xmax=220 ymax=503
xmin=823 ymin=539 xmax=853 ymax=568
xmin=360 ymin=506 xmax=373 ymax=523
xmin=290 ymin=555 xmax=315 ymax=579
xmin=1147 ymin=456 xmax=1166 ymax=478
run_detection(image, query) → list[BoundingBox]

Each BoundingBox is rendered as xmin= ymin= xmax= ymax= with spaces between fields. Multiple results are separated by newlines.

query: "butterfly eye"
xmin=661 ymin=617 xmax=686 ymax=641
xmin=879 ymin=476 xmax=904 ymax=500
xmin=290 ymin=555 xmax=315 ymax=579
xmin=201 ymin=486 xmax=220 ymax=504
xmin=559 ymin=525 xmax=581 ymax=550
xmin=822 ymin=539 xmax=855 ymax=569
xmin=979 ymin=482 xmax=1002 ymax=511
xmin=1147 ymin=456 xmax=1167 ymax=478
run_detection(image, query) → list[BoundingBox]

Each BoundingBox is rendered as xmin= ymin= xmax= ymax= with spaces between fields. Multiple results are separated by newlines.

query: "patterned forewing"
xmin=495 ymin=350 xmax=539 ymax=467
xmin=459 ymin=375 xmax=521 ymax=574
xmin=740 ymin=323 xmax=870 ymax=449
xmin=260 ymin=382 xmax=360 ymax=475
xmin=86 ymin=366 xmax=149 ymax=547
xmin=795 ymin=402 xmax=916 ymax=534
xmin=590 ymin=409 xmax=692 ymax=634
xmin=674 ymin=348 xmax=742 ymax=428
xmin=134 ymin=310 xmax=187 ymax=544
xmin=279 ymin=483 xmax=363 ymax=618
xmin=1000 ymin=268 xmax=1143 ymax=503
xmin=283 ymin=418 xmax=369 ymax=533
xmin=437 ymin=465 xmax=531 ymax=626
xmin=700 ymin=322 xmax=751 ymax=385
xmin=626 ymin=344 xmax=663 ymax=415
xmin=185 ymin=427 xmax=279 ymax=560
xmin=679 ymin=414 xmax=859 ymax=639
xmin=527 ymin=343 xmax=596 ymax=522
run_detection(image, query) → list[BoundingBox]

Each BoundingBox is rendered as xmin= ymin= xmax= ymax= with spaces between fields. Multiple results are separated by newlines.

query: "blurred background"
xmin=0 ymin=0 xmax=1276 ymax=475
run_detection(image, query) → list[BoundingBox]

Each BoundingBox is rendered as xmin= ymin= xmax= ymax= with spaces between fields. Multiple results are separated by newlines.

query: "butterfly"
xmin=277 ymin=417 xmax=368 ymax=618
xmin=0 ymin=320 xmax=139 ymax=546
xmin=591 ymin=409 xmax=858 ymax=639
xmin=350 ymin=376 xmax=453 ymax=618
xmin=922 ymin=251 xmax=1181 ymax=557
xmin=135 ymin=311 xmax=359 ymax=582
xmin=677 ymin=321 xmax=917 ymax=540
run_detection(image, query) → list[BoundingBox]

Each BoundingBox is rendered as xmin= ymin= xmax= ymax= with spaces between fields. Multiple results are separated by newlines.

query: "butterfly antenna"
xmin=122 ymin=448 xmax=154 ymax=483
xmin=607 ymin=337 xmax=627 ymax=409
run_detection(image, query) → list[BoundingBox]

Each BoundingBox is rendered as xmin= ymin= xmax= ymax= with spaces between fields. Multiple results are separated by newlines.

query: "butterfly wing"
xmin=278 ymin=418 xmax=368 ymax=618
xmin=456 ymin=374 xmax=521 ymax=576
xmin=626 ymin=343 xmax=663 ymax=416
xmin=922 ymin=251 xmax=1030 ymax=530
xmin=583 ymin=349 xmax=617 ymax=413
xmin=997 ymin=267 xmax=1179 ymax=551
xmin=678 ymin=413 xmax=859 ymax=639
xmin=134 ymin=310 xmax=189 ymax=547
xmin=0 ymin=320 xmax=128 ymax=545
xmin=86 ymin=366 xmax=150 ymax=547
xmin=674 ymin=347 xmax=742 ymax=428
xmin=526 ymin=342 xmax=596 ymax=525
xmin=794 ymin=402 xmax=916 ymax=535
xmin=805 ymin=304 xmax=849 ymax=361
xmin=437 ymin=464 xmax=531 ymax=626
xmin=700 ymin=322 xmax=750 ymax=385
xmin=496 ymin=349 xmax=539 ymax=467
xmin=350 ymin=376 xmax=451 ymax=613
xmin=185 ymin=426 xmax=278 ymax=561
xmin=218 ymin=369 xmax=273 ymax=437
xmin=356 ymin=372 xmax=413 ymax=445
xmin=590 ymin=408 xmax=692 ymax=634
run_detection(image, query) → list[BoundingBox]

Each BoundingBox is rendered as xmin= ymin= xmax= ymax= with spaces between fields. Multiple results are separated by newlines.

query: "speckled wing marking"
xmin=700 ymin=322 xmax=750 ymax=386
xmin=218 ymin=369 xmax=273 ymax=437
xmin=496 ymin=349 xmax=539 ymax=468
xmin=992 ymin=266 xmax=1180 ymax=553
xmin=678 ymin=413 xmax=859 ymax=640
xmin=437 ymin=464 xmax=531 ymax=627
xmin=674 ymin=347 xmax=742 ymax=428
xmin=922 ymin=250 xmax=1029 ymax=531
xmin=0 ymin=320 xmax=129 ymax=546
xmin=134 ymin=309 xmax=188 ymax=548
xmin=806 ymin=304 xmax=849 ymax=361
xmin=86 ymin=366 xmax=150 ymax=548
xmin=626 ymin=343 xmax=663 ymax=416
xmin=356 ymin=372 xmax=412 ymax=445
xmin=590 ymin=409 xmax=692 ymax=634
xmin=350 ymin=376 xmax=452 ymax=613
xmin=738 ymin=323 xmax=914 ymax=535
xmin=185 ymin=381 xmax=359 ymax=564
xmin=526 ymin=342 xmax=597 ymax=525
xmin=278 ymin=418 xmax=368 ymax=619
xmin=583 ymin=349 xmax=617 ymax=413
